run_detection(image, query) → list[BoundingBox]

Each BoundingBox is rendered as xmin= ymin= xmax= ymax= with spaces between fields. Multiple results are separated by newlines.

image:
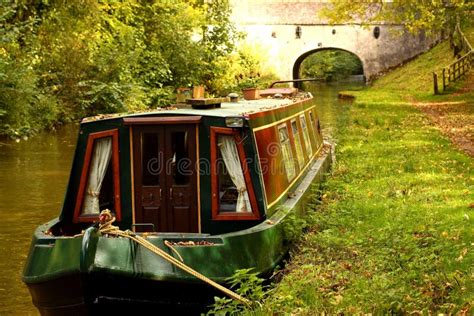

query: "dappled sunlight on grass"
xmin=247 ymin=26 xmax=474 ymax=314
xmin=261 ymin=43 xmax=473 ymax=312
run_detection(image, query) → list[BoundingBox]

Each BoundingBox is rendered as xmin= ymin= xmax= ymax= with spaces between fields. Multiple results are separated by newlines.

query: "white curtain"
xmin=82 ymin=137 xmax=112 ymax=215
xmin=219 ymin=135 xmax=251 ymax=213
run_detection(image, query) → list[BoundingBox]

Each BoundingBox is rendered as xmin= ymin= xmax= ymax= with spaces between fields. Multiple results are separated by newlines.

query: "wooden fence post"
xmin=442 ymin=68 xmax=446 ymax=91
xmin=442 ymin=24 xmax=473 ymax=91
xmin=433 ymin=72 xmax=439 ymax=94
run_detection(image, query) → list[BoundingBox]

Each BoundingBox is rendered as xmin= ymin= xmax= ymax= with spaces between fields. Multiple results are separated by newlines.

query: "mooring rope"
xmin=82 ymin=210 xmax=250 ymax=306
xmin=164 ymin=240 xmax=184 ymax=263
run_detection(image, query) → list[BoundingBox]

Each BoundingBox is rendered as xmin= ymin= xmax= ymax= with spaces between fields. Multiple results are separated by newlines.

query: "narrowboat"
xmin=23 ymin=90 xmax=332 ymax=314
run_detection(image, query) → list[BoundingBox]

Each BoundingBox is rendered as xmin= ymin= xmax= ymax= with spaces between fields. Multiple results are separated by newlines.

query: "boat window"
xmin=82 ymin=137 xmax=112 ymax=215
xmin=142 ymin=133 xmax=160 ymax=186
xmin=217 ymin=135 xmax=251 ymax=213
xmin=299 ymin=114 xmax=312 ymax=158
xmin=171 ymin=131 xmax=190 ymax=185
xmin=278 ymin=124 xmax=296 ymax=182
xmin=291 ymin=119 xmax=305 ymax=169
xmin=210 ymin=127 xmax=259 ymax=221
xmin=74 ymin=129 xmax=121 ymax=222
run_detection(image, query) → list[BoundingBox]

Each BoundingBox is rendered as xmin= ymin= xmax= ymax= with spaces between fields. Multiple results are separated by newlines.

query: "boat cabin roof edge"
xmin=80 ymin=93 xmax=314 ymax=125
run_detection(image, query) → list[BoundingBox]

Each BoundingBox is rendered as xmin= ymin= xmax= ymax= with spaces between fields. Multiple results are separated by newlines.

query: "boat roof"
xmin=81 ymin=93 xmax=313 ymax=124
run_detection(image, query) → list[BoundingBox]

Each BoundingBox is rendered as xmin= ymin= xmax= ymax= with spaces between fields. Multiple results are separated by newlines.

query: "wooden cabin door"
xmin=132 ymin=124 xmax=198 ymax=233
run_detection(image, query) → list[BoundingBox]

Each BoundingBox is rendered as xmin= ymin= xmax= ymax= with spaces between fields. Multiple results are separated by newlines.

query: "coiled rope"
xmin=87 ymin=210 xmax=250 ymax=306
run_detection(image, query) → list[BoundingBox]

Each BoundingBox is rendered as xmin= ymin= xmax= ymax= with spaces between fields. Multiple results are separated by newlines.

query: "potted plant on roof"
xmin=240 ymin=76 xmax=260 ymax=100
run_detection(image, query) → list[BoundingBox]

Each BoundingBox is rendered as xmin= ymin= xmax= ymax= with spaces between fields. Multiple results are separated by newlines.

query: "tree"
xmin=0 ymin=2 xmax=58 ymax=137
xmin=321 ymin=1 xmax=472 ymax=35
xmin=0 ymin=0 xmax=275 ymax=137
xmin=300 ymin=50 xmax=363 ymax=82
xmin=198 ymin=0 xmax=242 ymax=92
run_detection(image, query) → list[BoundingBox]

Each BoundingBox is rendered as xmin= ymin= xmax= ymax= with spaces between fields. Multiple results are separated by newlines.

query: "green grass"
xmin=349 ymin=39 xmax=473 ymax=104
xmin=256 ymin=35 xmax=474 ymax=314
xmin=463 ymin=23 xmax=474 ymax=46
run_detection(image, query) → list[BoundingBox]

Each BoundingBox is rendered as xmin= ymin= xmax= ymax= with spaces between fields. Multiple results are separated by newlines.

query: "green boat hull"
xmin=23 ymin=146 xmax=332 ymax=315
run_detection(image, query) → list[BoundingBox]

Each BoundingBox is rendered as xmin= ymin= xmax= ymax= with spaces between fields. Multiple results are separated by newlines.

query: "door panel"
xmin=172 ymin=206 xmax=192 ymax=232
xmin=165 ymin=125 xmax=198 ymax=232
xmin=133 ymin=128 xmax=164 ymax=232
xmin=133 ymin=124 xmax=198 ymax=233
xmin=141 ymin=132 xmax=162 ymax=186
xmin=140 ymin=186 xmax=163 ymax=231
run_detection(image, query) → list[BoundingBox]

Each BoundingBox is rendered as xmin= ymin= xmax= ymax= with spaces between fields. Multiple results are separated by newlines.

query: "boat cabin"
xmin=52 ymin=93 xmax=324 ymax=236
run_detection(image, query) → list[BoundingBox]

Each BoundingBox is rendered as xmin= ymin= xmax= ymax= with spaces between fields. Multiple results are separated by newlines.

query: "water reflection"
xmin=306 ymin=81 xmax=364 ymax=142
xmin=0 ymin=124 xmax=78 ymax=314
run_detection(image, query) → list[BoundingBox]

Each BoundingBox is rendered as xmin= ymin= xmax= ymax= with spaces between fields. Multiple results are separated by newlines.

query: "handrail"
xmin=456 ymin=24 xmax=473 ymax=52
xmin=269 ymin=78 xmax=324 ymax=88
xmin=434 ymin=24 xmax=473 ymax=94
xmin=442 ymin=51 xmax=473 ymax=91
xmin=445 ymin=50 xmax=472 ymax=69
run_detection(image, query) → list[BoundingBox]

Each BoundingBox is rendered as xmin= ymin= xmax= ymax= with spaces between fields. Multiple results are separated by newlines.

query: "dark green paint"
xmin=23 ymin=151 xmax=331 ymax=286
xmin=197 ymin=116 xmax=264 ymax=234
xmin=59 ymin=119 xmax=134 ymax=230
xmin=23 ymin=100 xmax=332 ymax=309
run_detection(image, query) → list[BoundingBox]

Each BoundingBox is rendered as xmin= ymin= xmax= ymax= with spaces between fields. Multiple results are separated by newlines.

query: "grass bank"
xmin=256 ymin=37 xmax=473 ymax=313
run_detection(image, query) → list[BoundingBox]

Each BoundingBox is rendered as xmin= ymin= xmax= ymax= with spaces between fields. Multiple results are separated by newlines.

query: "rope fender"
xmin=81 ymin=210 xmax=250 ymax=306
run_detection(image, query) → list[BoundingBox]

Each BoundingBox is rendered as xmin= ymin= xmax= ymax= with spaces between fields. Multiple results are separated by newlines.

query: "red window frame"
xmin=210 ymin=127 xmax=259 ymax=221
xmin=73 ymin=129 xmax=121 ymax=223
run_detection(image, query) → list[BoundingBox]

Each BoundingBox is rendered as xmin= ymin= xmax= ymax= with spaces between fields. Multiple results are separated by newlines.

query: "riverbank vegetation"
xmin=211 ymin=26 xmax=473 ymax=314
xmin=300 ymin=50 xmax=363 ymax=82
xmin=0 ymin=1 xmax=275 ymax=138
xmin=322 ymin=1 xmax=471 ymax=35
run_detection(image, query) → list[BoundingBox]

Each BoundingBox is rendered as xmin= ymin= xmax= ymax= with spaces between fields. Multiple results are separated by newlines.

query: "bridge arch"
xmin=292 ymin=48 xmax=365 ymax=87
xmin=230 ymin=1 xmax=439 ymax=84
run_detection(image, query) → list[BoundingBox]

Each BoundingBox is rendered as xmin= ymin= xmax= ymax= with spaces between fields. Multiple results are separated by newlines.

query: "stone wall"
xmin=230 ymin=1 xmax=439 ymax=82
xmin=230 ymin=1 xmax=331 ymax=25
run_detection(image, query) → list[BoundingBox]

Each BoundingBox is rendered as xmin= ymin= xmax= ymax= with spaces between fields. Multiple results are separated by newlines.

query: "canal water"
xmin=0 ymin=124 xmax=79 ymax=315
xmin=0 ymin=82 xmax=362 ymax=314
xmin=307 ymin=81 xmax=361 ymax=142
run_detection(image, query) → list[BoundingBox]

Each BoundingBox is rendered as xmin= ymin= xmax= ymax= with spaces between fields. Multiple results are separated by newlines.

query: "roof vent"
xmin=228 ymin=93 xmax=239 ymax=103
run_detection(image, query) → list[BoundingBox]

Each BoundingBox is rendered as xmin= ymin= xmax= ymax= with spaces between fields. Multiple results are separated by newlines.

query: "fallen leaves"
xmin=455 ymin=248 xmax=468 ymax=262
xmin=412 ymin=75 xmax=474 ymax=157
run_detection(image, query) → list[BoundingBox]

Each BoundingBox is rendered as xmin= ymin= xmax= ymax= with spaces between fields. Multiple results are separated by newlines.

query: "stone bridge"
xmin=230 ymin=0 xmax=439 ymax=83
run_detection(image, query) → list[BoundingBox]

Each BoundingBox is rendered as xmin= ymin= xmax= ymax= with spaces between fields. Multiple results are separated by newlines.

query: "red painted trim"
xmin=123 ymin=116 xmax=202 ymax=125
xmin=73 ymin=129 xmax=121 ymax=223
xmin=112 ymin=131 xmax=121 ymax=221
xmin=254 ymin=108 xmax=322 ymax=208
xmin=210 ymin=127 xmax=260 ymax=221
xmin=254 ymin=124 xmax=284 ymax=204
